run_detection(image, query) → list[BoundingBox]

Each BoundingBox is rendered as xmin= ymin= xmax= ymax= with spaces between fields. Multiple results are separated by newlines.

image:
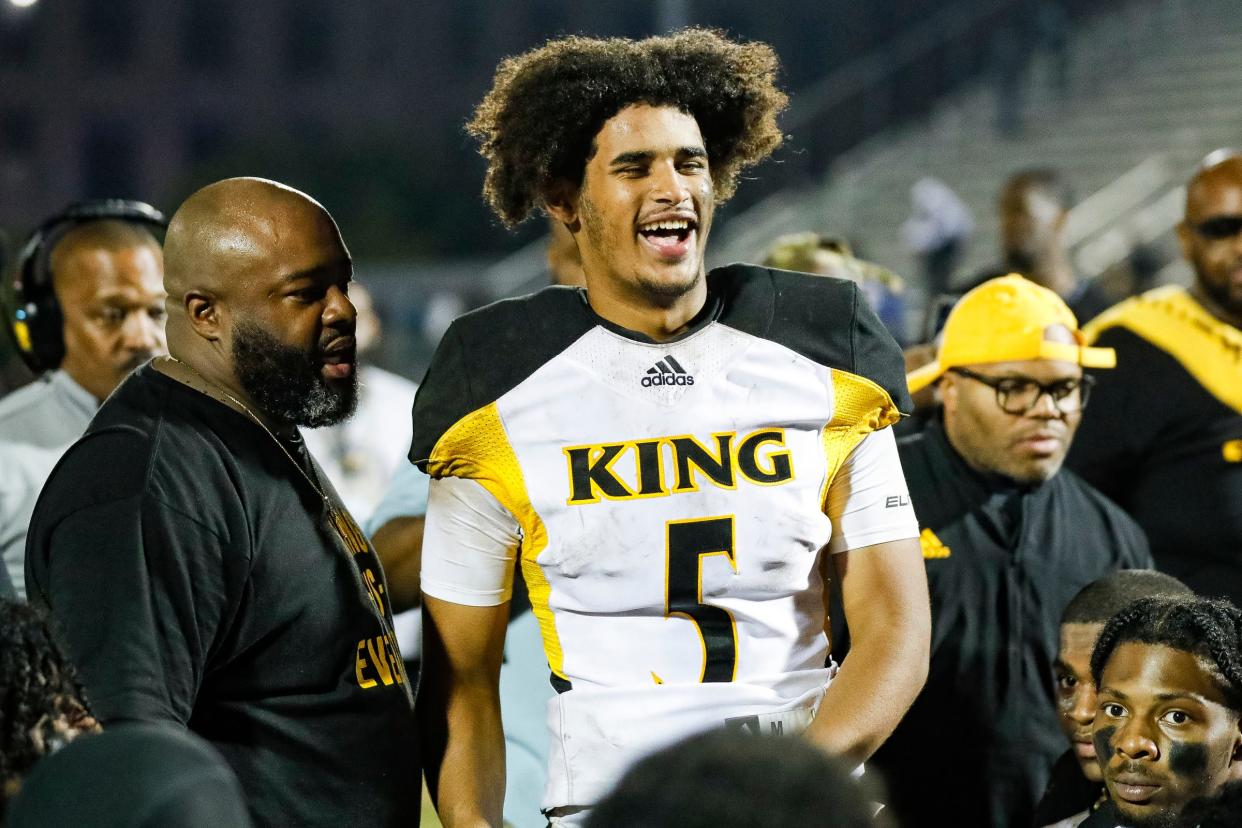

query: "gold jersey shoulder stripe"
xmin=426 ymin=402 xmax=566 ymax=682
xmin=919 ymin=527 xmax=951 ymax=559
xmin=819 ymin=369 xmax=902 ymax=512
xmin=1084 ymin=286 xmax=1242 ymax=415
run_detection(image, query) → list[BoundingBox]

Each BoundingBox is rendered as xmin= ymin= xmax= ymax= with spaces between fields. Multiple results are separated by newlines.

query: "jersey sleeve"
xmin=410 ymin=287 xmax=596 ymax=470
xmin=409 ymin=322 xmax=470 ymax=469
xmin=845 ymin=279 xmax=914 ymax=416
xmin=34 ymin=495 xmax=239 ymax=726
xmin=420 ymin=475 xmax=521 ymax=607
xmin=826 ymin=427 xmax=919 ymax=554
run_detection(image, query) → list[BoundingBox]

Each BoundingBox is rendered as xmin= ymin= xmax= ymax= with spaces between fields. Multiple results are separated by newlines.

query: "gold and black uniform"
xmin=410 ymin=265 xmax=918 ymax=812
xmin=1068 ymin=286 xmax=1242 ymax=604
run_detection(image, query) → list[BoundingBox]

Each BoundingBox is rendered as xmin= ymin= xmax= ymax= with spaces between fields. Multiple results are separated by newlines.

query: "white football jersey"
xmin=413 ymin=265 xmax=918 ymax=809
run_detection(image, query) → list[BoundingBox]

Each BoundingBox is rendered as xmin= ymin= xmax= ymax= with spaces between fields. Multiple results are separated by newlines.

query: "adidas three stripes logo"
xmin=641 ymin=355 xmax=695 ymax=387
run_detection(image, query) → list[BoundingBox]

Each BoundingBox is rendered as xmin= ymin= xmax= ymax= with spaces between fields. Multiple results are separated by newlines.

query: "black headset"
xmin=5 ymin=199 xmax=167 ymax=374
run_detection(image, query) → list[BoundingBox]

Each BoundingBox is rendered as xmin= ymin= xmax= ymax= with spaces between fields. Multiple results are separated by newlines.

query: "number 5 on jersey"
xmin=665 ymin=516 xmax=738 ymax=683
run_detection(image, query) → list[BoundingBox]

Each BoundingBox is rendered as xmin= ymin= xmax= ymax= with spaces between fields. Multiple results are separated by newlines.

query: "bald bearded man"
xmin=25 ymin=178 xmax=420 ymax=827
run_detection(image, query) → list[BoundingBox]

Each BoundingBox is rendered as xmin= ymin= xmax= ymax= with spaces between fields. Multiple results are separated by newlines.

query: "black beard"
xmin=231 ymin=320 xmax=358 ymax=428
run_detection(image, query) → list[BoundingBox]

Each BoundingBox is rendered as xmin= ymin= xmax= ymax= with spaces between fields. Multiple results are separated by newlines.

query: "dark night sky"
xmin=0 ymin=0 xmax=959 ymax=257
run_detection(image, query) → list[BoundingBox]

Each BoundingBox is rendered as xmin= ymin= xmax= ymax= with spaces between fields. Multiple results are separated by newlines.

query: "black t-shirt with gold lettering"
xmin=26 ymin=364 xmax=419 ymax=828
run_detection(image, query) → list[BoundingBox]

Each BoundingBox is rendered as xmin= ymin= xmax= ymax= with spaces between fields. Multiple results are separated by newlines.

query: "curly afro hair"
xmin=0 ymin=600 xmax=93 ymax=810
xmin=1090 ymin=595 xmax=1242 ymax=711
xmin=467 ymin=27 xmax=788 ymax=228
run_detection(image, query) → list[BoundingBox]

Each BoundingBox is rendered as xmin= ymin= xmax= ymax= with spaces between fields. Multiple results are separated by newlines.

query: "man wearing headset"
xmin=0 ymin=201 xmax=167 ymax=598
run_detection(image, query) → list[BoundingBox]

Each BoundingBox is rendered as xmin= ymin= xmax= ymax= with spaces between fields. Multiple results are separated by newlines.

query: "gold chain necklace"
xmin=164 ymin=356 xmax=336 ymax=519
xmin=160 ymin=358 xmax=412 ymax=700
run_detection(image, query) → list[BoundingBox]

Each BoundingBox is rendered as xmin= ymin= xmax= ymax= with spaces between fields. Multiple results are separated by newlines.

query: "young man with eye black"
xmin=1035 ymin=570 xmax=1192 ymax=828
xmin=1068 ymin=151 xmax=1242 ymax=608
xmin=870 ymin=275 xmax=1153 ymax=828
xmin=1084 ymin=595 xmax=1242 ymax=828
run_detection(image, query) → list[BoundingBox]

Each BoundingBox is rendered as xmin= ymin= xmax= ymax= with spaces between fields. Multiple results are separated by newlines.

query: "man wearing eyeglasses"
xmin=1068 ymin=150 xmax=1242 ymax=608
xmin=870 ymin=275 xmax=1152 ymax=828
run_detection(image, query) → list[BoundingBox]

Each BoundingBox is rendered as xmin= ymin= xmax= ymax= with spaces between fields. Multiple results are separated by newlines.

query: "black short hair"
xmin=467 ymin=28 xmax=788 ymax=228
xmin=586 ymin=729 xmax=889 ymax=828
xmin=1062 ymin=570 xmax=1192 ymax=626
xmin=0 ymin=601 xmax=92 ymax=811
xmin=1090 ymin=596 xmax=1242 ymax=711
xmin=1002 ymin=168 xmax=1075 ymax=211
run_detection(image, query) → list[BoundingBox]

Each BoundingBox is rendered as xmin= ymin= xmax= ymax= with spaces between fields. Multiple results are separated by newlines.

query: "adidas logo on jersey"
xmin=641 ymin=355 xmax=694 ymax=387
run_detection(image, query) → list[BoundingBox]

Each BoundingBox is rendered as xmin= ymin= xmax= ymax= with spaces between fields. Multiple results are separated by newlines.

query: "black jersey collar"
xmin=575 ymin=282 xmax=724 ymax=345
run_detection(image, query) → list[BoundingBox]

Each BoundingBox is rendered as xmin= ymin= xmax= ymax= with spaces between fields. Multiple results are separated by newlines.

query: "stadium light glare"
xmin=8 ymin=0 xmax=40 ymax=8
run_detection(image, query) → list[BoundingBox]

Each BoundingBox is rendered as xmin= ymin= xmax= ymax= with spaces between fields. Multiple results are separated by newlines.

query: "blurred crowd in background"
xmin=1 ymin=1 xmax=1240 ymax=827
xmin=1 ymin=0 xmax=1209 ymax=391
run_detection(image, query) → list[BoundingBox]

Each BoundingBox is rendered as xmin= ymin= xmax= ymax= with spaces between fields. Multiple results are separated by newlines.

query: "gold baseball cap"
xmin=907 ymin=274 xmax=1116 ymax=394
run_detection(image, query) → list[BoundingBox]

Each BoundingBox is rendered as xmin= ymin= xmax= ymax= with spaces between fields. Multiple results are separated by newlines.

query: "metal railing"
xmin=776 ymin=0 xmax=1023 ymax=185
xmin=1066 ymin=153 xmax=1184 ymax=280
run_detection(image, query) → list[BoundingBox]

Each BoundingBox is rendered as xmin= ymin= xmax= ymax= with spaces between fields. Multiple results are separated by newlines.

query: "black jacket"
xmin=872 ymin=421 xmax=1151 ymax=828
